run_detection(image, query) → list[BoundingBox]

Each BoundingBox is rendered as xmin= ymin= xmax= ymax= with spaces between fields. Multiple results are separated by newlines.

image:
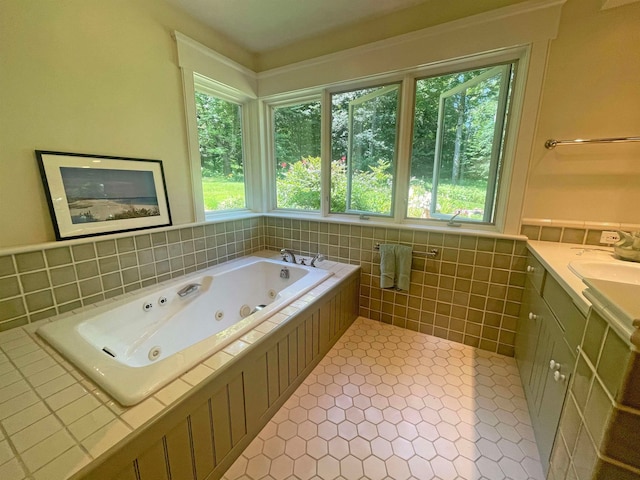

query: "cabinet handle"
xmin=554 ymin=371 xmax=566 ymax=382
xmin=528 ymin=312 xmax=538 ymax=321
xmin=549 ymin=360 xmax=561 ymax=371
xmin=527 ymin=265 xmax=536 ymax=273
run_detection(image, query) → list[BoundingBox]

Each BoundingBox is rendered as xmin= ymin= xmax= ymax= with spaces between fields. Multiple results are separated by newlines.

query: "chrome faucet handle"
xmin=311 ymin=253 xmax=325 ymax=267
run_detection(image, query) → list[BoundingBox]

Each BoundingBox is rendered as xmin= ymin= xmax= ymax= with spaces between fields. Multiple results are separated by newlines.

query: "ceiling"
xmin=164 ymin=0 xmax=433 ymax=53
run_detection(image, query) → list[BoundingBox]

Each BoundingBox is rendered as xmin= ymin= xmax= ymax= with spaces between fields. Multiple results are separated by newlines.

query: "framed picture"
xmin=36 ymin=150 xmax=172 ymax=241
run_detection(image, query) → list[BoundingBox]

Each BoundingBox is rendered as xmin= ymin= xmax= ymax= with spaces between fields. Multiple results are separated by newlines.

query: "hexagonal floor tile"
xmin=221 ymin=317 xmax=543 ymax=480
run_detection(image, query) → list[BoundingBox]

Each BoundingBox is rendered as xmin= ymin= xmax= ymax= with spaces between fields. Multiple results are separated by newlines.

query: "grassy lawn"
xmin=202 ymin=177 xmax=245 ymax=210
xmin=203 ymin=174 xmax=486 ymax=218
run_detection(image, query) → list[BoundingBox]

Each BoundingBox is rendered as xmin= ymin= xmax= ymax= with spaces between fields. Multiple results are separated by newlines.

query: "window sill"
xmin=263 ymin=211 xmax=526 ymax=241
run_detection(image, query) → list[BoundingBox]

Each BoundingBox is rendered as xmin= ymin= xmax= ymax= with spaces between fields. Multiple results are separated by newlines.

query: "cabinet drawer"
xmin=543 ymin=274 xmax=586 ymax=352
xmin=525 ymin=253 xmax=546 ymax=294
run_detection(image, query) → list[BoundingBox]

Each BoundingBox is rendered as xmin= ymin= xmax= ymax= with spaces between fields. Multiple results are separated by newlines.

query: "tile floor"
xmin=223 ymin=317 xmax=544 ymax=480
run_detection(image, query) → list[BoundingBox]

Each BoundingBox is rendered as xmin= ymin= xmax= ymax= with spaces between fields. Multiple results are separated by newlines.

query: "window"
xmin=273 ymin=100 xmax=322 ymax=210
xmin=408 ymin=63 xmax=514 ymax=224
xmin=265 ymin=62 xmax=517 ymax=226
xmin=330 ymin=85 xmax=400 ymax=216
xmin=194 ymin=89 xmax=246 ymax=212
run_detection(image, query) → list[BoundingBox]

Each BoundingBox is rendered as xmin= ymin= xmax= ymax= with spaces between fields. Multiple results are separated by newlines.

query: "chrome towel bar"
xmin=374 ymin=243 xmax=439 ymax=258
xmin=545 ymin=136 xmax=640 ymax=149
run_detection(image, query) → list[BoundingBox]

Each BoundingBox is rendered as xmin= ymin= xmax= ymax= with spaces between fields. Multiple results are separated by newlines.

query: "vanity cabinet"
xmin=515 ymin=252 xmax=586 ymax=473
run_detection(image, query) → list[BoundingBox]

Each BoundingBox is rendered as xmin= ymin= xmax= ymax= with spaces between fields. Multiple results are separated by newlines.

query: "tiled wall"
xmin=1 ymin=215 xmax=527 ymax=357
xmin=0 ymin=218 xmax=264 ymax=332
xmin=549 ymin=308 xmax=640 ymax=480
xmin=520 ymin=218 xmax=640 ymax=245
xmin=264 ymin=217 xmax=527 ymax=356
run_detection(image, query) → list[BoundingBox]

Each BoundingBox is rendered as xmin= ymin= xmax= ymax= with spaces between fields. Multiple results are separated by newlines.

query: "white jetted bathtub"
xmin=37 ymin=256 xmax=332 ymax=405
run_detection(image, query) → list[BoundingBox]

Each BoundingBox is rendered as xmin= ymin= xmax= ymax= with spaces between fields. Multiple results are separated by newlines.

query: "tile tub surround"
xmin=2 ymin=214 xmax=530 ymax=355
xmin=0 ymin=217 xmax=265 ymax=332
xmin=265 ymin=217 xmax=528 ymax=356
xmin=0 ymin=253 xmax=359 ymax=480
xmin=223 ymin=316 xmax=545 ymax=480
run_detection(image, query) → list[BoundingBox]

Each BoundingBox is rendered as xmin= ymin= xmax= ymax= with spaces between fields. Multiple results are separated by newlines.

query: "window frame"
xmin=263 ymin=93 xmax=324 ymax=213
xmin=181 ymin=68 xmax=259 ymax=222
xmin=193 ymin=76 xmax=250 ymax=215
xmin=415 ymin=62 xmax=514 ymax=224
xmin=262 ymin=46 xmax=531 ymax=232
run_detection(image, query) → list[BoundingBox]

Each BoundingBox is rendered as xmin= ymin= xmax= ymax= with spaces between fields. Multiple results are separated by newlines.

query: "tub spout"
xmin=177 ymin=283 xmax=201 ymax=297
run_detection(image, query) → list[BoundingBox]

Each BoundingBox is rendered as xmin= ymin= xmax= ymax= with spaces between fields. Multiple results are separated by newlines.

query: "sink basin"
xmin=568 ymin=260 xmax=640 ymax=285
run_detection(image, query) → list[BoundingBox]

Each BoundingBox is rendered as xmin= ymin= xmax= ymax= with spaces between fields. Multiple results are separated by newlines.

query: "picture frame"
xmin=36 ymin=150 xmax=172 ymax=241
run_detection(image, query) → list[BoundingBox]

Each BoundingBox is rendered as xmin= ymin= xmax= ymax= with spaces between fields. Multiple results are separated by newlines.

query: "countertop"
xmin=526 ymin=241 xmax=616 ymax=315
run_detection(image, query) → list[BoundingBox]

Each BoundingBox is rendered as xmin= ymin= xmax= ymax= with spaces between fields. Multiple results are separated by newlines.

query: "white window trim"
xmin=260 ymin=93 xmax=324 ymax=213
xmin=175 ymin=0 xmax=563 ymax=232
xmin=175 ymin=32 xmax=259 ymax=222
xmin=261 ymin=46 xmax=537 ymax=233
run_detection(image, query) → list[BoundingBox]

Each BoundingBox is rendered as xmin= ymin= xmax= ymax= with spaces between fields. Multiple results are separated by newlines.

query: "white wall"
xmin=523 ymin=0 xmax=640 ymax=224
xmin=0 ymin=0 xmax=254 ymax=248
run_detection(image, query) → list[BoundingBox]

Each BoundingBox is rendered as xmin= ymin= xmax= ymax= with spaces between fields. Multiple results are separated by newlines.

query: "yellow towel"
xmin=379 ymin=244 xmax=412 ymax=291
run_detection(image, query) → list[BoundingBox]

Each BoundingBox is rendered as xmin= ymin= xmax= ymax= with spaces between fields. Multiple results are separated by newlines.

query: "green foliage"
xmin=412 ymin=66 xmax=507 ymax=186
xmin=276 ymin=157 xmax=321 ymax=210
xmin=274 ymin=102 xmax=321 ymax=166
xmin=195 ymin=92 xmax=244 ymax=180
xmin=276 ymin=157 xmax=393 ymax=214
xmin=334 ymin=159 xmax=393 ymax=214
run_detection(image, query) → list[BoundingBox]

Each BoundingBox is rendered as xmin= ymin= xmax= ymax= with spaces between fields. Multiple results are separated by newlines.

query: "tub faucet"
xmin=280 ymin=249 xmax=297 ymax=264
xmin=177 ymin=283 xmax=201 ymax=297
xmin=310 ymin=253 xmax=325 ymax=267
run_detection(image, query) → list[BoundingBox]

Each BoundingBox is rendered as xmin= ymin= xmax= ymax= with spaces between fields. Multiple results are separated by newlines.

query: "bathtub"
xmin=37 ymin=256 xmax=332 ymax=406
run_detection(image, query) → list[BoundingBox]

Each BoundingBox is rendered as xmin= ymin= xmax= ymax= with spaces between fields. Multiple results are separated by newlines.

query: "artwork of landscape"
xmin=60 ymin=167 xmax=160 ymax=224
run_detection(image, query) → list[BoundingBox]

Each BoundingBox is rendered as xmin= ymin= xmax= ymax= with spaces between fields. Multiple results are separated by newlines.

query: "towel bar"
xmin=544 ymin=136 xmax=640 ymax=149
xmin=374 ymin=243 xmax=439 ymax=258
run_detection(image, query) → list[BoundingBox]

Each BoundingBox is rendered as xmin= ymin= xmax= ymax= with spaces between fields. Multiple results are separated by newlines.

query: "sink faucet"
xmin=177 ymin=283 xmax=201 ymax=297
xmin=280 ymin=249 xmax=297 ymax=264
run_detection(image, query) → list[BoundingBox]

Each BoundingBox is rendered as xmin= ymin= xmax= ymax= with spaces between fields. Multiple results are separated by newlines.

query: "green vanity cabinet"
xmin=515 ymin=252 xmax=586 ymax=473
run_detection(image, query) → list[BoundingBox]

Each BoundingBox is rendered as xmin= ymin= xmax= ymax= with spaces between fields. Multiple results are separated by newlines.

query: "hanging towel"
xmin=379 ymin=244 xmax=396 ymax=289
xmin=379 ymin=244 xmax=412 ymax=291
xmin=395 ymin=245 xmax=412 ymax=291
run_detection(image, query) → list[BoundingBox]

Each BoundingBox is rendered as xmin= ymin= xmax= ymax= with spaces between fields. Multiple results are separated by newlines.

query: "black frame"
xmin=36 ymin=150 xmax=172 ymax=241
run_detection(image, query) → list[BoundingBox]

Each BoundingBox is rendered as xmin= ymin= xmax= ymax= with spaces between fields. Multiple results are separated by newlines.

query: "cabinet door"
xmin=535 ymin=318 xmax=573 ymax=470
xmin=528 ymin=295 xmax=555 ymax=409
xmin=515 ymin=278 xmax=542 ymax=394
